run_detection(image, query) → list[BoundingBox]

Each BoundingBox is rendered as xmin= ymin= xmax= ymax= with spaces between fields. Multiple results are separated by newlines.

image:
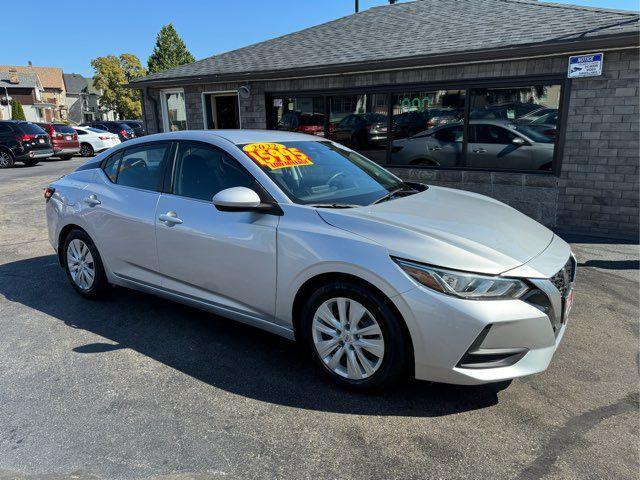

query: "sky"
xmin=3 ymin=0 xmax=639 ymax=77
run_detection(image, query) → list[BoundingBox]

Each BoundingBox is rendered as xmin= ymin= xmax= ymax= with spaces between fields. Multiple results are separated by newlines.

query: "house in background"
xmin=0 ymin=62 xmax=67 ymax=121
xmin=85 ymin=76 xmax=116 ymax=122
xmin=0 ymin=69 xmax=56 ymax=122
xmin=64 ymin=73 xmax=117 ymax=124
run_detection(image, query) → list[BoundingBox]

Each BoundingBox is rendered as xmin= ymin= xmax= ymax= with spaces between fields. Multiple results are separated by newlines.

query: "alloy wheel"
xmin=80 ymin=144 xmax=92 ymax=156
xmin=311 ymin=297 xmax=385 ymax=380
xmin=0 ymin=151 xmax=12 ymax=168
xmin=66 ymin=239 xmax=95 ymax=290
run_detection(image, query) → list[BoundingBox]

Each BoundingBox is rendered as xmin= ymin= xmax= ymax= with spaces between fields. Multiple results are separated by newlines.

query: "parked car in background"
xmin=391 ymin=120 xmax=554 ymax=170
xmin=46 ymin=129 xmax=575 ymax=390
xmin=516 ymin=108 xmax=558 ymax=140
xmin=330 ymin=113 xmax=387 ymax=149
xmin=81 ymin=121 xmax=135 ymax=142
xmin=121 ymin=120 xmax=145 ymax=137
xmin=35 ymin=123 xmax=80 ymax=160
xmin=470 ymin=102 xmax=547 ymax=121
xmin=0 ymin=121 xmax=53 ymax=168
xmin=425 ymin=108 xmax=463 ymax=128
xmin=73 ymin=126 xmax=121 ymax=157
xmin=277 ymin=112 xmax=327 ymax=136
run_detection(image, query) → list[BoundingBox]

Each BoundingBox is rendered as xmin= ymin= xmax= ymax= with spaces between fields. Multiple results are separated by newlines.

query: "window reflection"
xmin=327 ymin=94 xmax=388 ymax=165
xmin=272 ymin=96 xmax=326 ymax=136
xmin=467 ymin=85 xmax=559 ymax=171
xmin=390 ymin=90 xmax=465 ymax=167
xmin=164 ymin=92 xmax=187 ymax=132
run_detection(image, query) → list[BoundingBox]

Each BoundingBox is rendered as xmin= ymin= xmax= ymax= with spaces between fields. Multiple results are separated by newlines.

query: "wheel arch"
xmin=291 ymin=272 xmax=415 ymax=372
xmin=57 ymin=224 xmax=90 ymax=266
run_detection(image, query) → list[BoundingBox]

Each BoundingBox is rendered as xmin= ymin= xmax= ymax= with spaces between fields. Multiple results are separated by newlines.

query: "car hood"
xmin=317 ymin=186 xmax=554 ymax=275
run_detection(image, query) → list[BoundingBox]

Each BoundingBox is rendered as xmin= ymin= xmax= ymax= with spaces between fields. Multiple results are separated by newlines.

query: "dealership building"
xmin=131 ymin=0 xmax=640 ymax=238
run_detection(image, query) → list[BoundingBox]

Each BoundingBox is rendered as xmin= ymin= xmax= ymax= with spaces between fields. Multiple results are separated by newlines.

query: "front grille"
xmin=550 ymin=257 xmax=574 ymax=297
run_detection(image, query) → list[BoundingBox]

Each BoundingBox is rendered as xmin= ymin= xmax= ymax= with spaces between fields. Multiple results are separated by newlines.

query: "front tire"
xmin=22 ymin=159 xmax=39 ymax=167
xmin=80 ymin=143 xmax=94 ymax=157
xmin=0 ymin=149 xmax=15 ymax=168
xmin=300 ymin=281 xmax=409 ymax=391
xmin=63 ymin=229 xmax=108 ymax=299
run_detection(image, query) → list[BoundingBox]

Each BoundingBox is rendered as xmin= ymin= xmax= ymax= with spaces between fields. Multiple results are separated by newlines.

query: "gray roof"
xmin=0 ymin=72 xmax=39 ymax=89
xmin=63 ymin=73 xmax=88 ymax=95
xmin=131 ymin=0 xmax=639 ymax=86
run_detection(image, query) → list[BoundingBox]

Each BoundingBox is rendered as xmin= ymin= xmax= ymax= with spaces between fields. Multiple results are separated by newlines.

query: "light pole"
xmin=2 ymin=86 xmax=10 ymax=120
xmin=355 ymin=0 xmax=358 ymax=13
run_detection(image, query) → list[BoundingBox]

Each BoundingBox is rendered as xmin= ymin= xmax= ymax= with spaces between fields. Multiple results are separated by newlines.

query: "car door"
xmin=155 ymin=141 xmax=279 ymax=322
xmin=427 ymin=125 xmax=464 ymax=167
xmin=467 ymin=123 xmax=532 ymax=169
xmin=85 ymin=141 xmax=172 ymax=286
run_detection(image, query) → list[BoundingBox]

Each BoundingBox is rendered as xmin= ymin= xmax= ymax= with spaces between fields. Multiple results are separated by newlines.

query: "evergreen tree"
xmin=148 ymin=24 xmax=195 ymax=74
xmin=10 ymin=100 xmax=25 ymax=120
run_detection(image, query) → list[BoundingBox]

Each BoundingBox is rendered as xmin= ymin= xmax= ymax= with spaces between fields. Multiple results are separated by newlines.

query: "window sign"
xmin=568 ymin=53 xmax=603 ymax=78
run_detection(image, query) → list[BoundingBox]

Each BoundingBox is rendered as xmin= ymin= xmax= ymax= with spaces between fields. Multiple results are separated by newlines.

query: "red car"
xmin=36 ymin=123 xmax=80 ymax=160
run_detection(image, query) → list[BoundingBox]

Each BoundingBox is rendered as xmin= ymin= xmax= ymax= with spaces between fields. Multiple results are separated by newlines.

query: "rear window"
xmin=17 ymin=123 xmax=46 ymax=135
xmin=115 ymin=123 xmax=134 ymax=131
xmin=53 ymin=124 xmax=76 ymax=134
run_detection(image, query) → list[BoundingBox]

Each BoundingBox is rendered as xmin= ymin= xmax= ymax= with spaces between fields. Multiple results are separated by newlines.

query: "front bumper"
xmin=393 ymin=241 xmax=575 ymax=385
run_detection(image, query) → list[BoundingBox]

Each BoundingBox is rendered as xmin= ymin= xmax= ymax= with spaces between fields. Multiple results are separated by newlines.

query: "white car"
xmin=73 ymin=126 xmax=121 ymax=157
xmin=45 ymin=130 xmax=575 ymax=391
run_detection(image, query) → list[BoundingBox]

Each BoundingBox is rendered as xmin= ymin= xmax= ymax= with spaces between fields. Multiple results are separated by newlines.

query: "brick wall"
xmin=557 ymin=49 xmax=639 ymax=238
xmin=141 ymin=48 xmax=639 ymax=238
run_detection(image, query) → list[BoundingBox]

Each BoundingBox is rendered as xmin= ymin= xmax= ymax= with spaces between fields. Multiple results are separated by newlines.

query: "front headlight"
xmin=393 ymin=258 xmax=529 ymax=300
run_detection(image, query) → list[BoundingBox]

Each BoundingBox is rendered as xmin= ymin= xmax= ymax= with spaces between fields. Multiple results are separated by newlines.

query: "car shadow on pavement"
xmin=0 ymin=255 xmax=509 ymax=417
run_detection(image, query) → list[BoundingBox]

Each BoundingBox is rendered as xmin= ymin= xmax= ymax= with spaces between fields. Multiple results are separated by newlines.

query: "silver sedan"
xmin=45 ymin=130 xmax=575 ymax=391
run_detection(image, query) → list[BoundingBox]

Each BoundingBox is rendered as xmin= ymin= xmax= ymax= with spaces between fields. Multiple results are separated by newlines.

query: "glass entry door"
xmin=204 ymin=93 xmax=240 ymax=129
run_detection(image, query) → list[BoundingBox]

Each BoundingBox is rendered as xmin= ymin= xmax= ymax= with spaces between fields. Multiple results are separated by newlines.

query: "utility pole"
xmin=355 ymin=0 xmax=359 ymax=13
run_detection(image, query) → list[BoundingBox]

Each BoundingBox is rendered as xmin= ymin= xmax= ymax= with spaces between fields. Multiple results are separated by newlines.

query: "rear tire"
xmin=59 ymin=155 xmax=73 ymax=160
xmin=22 ymin=159 xmax=39 ymax=167
xmin=80 ymin=143 xmax=94 ymax=157
xmin=0 ymin=149 xmax=14 ymax=168
xmin=63 ymin=229 xmax=109 ymax=299
xmin=300 ymin=281 xmax=409 ymax=391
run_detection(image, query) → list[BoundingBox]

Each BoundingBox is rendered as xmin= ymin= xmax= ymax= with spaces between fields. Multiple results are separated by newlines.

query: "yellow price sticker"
xmin=243 ymin=143 xmax=313 ymax=170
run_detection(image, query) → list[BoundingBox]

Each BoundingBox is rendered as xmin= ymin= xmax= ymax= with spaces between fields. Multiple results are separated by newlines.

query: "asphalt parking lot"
xmin=0 ymin=157 xmax=638 ymax=480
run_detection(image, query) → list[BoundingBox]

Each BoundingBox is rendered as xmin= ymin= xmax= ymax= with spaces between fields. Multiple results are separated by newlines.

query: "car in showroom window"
xmin=47 ymin=130 xmax=575 ymax=391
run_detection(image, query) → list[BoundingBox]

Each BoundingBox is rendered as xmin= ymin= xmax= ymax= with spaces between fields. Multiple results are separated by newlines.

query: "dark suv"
xmin=0 ymin=121 xmax=53 ymax=168
xmin=121 ymin=120 xmax=145 ymax=137
xmin=81 ymin=121 xmax=135 ymax=141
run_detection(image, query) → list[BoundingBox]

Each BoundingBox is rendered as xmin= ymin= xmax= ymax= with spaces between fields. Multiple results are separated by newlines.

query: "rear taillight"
xmin=17 ymin=133 xmax=36 ymax=143
xmin=73 ymin=134 xmax=78 ymax=140
xmin=119 ymin=129 xmax=129 ymax=138
xmin=43 ymin=187 xmax=55 ymax=201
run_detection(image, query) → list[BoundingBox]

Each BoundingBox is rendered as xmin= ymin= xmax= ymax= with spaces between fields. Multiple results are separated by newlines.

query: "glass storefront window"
xmin=467 ymin=85 xmax=560 ymax=171
xmin=389 ymin=89 xmax=466 ymax=167
xmin=328 ymin=94 xmax=388 ymax=165
xmin=266 ymin=81 xmax=563 ymax=173
xmin=271 ymin=96 xmax=326 ymax=136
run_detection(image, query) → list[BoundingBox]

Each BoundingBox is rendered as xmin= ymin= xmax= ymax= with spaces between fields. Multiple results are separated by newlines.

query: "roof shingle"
xmin=132 ymin=0 xmax=640 ymax=85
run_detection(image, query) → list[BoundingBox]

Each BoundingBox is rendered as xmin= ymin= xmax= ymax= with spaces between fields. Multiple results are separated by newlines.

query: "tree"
xmin=91 ymin=54 xmax=146 ymax=119
xmin=10 ymin=100 xmax=25 ymax=120
xmin=147 ymin=24 xmax=195 ymax=74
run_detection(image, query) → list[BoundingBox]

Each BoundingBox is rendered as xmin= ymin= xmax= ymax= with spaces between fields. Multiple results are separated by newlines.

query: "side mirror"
xmin=512 ymin=137 xmax=526 ymax=146
xmin=212 ymin=187 xmax=282 ymax=215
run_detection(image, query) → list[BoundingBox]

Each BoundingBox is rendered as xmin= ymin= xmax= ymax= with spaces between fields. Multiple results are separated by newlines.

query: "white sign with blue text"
xmin=568 ymin=53 xmax=603 ymax=78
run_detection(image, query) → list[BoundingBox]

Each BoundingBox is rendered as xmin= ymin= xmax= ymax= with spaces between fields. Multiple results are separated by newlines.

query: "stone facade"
xmin=141 ymin=49 xmax=639 ymax=238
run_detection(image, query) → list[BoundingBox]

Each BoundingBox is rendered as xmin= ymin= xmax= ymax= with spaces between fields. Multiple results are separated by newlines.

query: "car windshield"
xmin=512 ymin=124 xmax=555 ymax=143
xmin=238 ymin=141 xmax=405 ymax=206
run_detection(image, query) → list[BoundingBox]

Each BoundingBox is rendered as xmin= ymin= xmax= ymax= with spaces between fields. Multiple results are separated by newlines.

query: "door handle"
xmin=472 ymin=148 xmax=487 ymax=153
xmin=428 ymin=146 xmax=441 ymax=151
xmin=82 ymin=194 xmax=101 ymax=207
xmin=158 ymin=211 xmax=183 ymax=226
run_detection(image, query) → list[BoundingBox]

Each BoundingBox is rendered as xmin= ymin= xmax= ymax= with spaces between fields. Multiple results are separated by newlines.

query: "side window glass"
xmin=434 ymin=126 xmax=462 ymax=143
xmin=173 ymin=143 xmax=256 ymax=202
xmin=116 ymin=143 xmax=170 ymax=191
xmin=102 ymin=152 xmax=122 ymax=183
xmin=475 ymin=125 xmax=515 ymax=144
